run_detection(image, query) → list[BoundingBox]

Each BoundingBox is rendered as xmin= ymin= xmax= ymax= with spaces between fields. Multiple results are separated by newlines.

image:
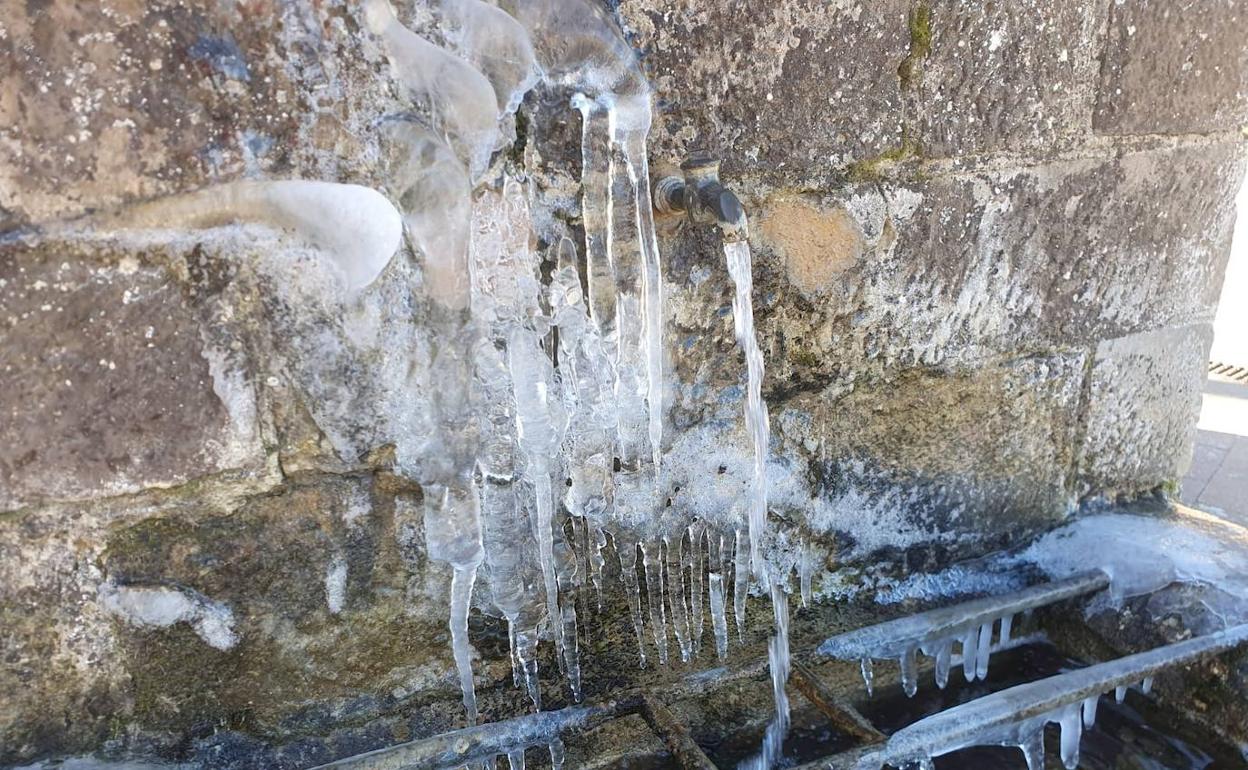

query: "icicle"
xmin=733 ymin=529 xmax=749 ymax=642
xmin=553 ymin=531 xmax=582 ymax=701
xmin=1018 ymin=724 xmax=1045 ymax=770
xmin=590 ymin=528 xmax=607 ymax=612
xmin=548 ymin=738 xmax=566 ymax=770
xmin=934 ymin=638 xmax=952 ymax=690
xmin=1082 ymin=695 xmax=1099 ymax=728
xmin=799 ymin=540 xmax=813 ymax=608
xmin=515 ymin=624 xmax=542 ymax=711
xmin=900 ymin=645 xmax=919 ymax=698
xmin=641 ymin=540 xmax=670 ymax=665
xmin=425 ymin=484 xmax=485 ymax=725
xmin=1141 ymin=676 xmax=1153 ymax=694
xmin=507 ymin=749 xmax=525 ymax=770
xmin=616 ymin=536 xmax=648 ymax=668
xmin=450 ymin=563 xmax=481 ymax=723
xmin=1000 ymin=613 xmax=1014 ymax=646
xmin=618 ymin=126 xmax=665 ymax=473
xmin=689 ymin=523 xmax=707 ymax=657
xmin=961 ymin=629 xmax=978 ymax=682
xmin=571 ymin=94 xmax=617 ymax=342
xmin=665 ymin=534 xmax=692 ymax=663
xmin=509 ymin=327 xmax=568 ymax=678
xmin=975 ymin=621 xmax=993 ymax=681
xmin=708 ymin=533 xmax=730 ymax=661
xmin=1058 ymin=703 xmax=1082 ymax=770
xmin=860 ymin=657 xmax=875 ymax=698
xmin=1115 ymin=685 xmax=1127 ymax=703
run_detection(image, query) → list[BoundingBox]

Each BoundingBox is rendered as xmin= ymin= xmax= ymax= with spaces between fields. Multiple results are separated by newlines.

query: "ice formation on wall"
xmin=364 ymin=1 xmax=803 ymax=766
xmin=95 ymin=180 xmax=403 ymax=292
xmin=98 ymin=580 xmax=238 ymax=651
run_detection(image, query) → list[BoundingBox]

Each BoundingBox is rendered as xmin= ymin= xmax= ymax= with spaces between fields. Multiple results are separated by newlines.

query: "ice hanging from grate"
xmin=818 ymin=570 xmax=1110 ymax=699
xmin=856 ymin=624 xmax=1248 ymax=770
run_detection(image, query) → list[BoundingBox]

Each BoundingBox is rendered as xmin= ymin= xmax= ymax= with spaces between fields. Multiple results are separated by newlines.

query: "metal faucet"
xmin=653 ymin=151 xmax=748 ymax=243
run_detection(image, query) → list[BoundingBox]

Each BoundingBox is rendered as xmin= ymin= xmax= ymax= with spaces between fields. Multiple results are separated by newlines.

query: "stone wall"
xmin=1 ymin=0 xmax=1245 ymax=765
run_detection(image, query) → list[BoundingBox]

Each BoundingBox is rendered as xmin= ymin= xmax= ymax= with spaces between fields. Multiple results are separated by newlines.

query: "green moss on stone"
xmin=789 ymin=349 xmax=820 ymax=368
xmin=898 ymin=3 xmax=933 ymax=90
xmin=846 ymin=135 xmax=923 ymax=183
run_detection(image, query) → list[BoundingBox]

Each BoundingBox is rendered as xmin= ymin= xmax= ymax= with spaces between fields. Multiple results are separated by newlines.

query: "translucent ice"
xmin=364 ymin=0 xmax=500 ymax=180
xmin=101 ymin=180 xmax=402 ymax=292
xmin=440 ymin=0 xmax=541 ymax=115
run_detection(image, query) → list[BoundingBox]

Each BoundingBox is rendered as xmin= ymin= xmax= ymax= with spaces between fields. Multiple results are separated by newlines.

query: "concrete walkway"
xmin=1182 ymin=379 xmax=1248 ymax=525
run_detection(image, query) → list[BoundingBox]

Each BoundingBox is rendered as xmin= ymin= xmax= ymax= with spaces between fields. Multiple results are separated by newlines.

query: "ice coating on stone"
xmin=101 ymin=180 xmax=402 ymax=292
xmin=98 ymin=581 xmax=238 ymax=651
xmin=325 ymin=553 xmax=348 ymax=615
xmin=383 ymin=122 xmax=473 ymax=312
xmin=496 ymin=0 xmax=647 ymax=102
xmin=440 ymin=0 xmax=541 ymax=115
xmin=856 ymin=624 xmax=1248 ymax=770
xmin=364 ymin=0 xmax=500 ymax=180
xmin=1020 ymin=510 xmax=1248 ymax=618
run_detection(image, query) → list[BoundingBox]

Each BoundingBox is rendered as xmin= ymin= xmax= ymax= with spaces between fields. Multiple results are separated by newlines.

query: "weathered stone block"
xmin=778 ymin=351 xmax=1087 ymax=559
xmin=0 ymin=0 xmax=394 ymax=228
xmin=0 ymin=236 xmax=265 ymax=510
xmin=913 ymin=0 xmax=1102 ymax=157
xmin=1095 ymin=0 xmax=1248 ymax=135
xmin=617 ymin=0 xmax=911 ymax=187
xmin=674 ymin=140 xmax=1242 ymax=389
xmin=1078 ymin=324 xmax=1214 ymax=495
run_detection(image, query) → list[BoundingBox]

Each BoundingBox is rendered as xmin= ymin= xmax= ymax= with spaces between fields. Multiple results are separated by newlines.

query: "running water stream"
xmin=725 ymin=240 xmax=790 ymax=769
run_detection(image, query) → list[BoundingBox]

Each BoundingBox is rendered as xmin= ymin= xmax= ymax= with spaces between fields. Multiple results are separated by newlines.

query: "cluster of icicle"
xmin=859 ymin=622 xmax=1248 ymax=770
xmin=367 ymin=0 xmax=792 ymax=767
xmin=844 ymin=610 xmax=1021 ymax=700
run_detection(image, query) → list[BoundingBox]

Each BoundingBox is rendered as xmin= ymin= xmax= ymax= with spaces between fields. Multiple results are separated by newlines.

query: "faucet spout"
xmin=654 ymin=151 xmax=748 ymax=243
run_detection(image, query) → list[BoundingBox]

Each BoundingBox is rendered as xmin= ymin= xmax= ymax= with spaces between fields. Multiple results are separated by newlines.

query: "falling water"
xmin=725 ymin=239 xmax=790 ymax=769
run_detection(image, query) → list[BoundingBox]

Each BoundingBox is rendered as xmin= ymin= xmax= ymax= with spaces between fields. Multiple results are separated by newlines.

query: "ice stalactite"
xmin=616 ymin=535 xmax=649 ymax=667
xmin=641 ymin=540 xmax=670 ymax=665
xmin=666 ymin=534 xmax=692 ymax=663
xmin=688 ymin=523 xmax=707 ymax=657
xmin=734 ymin=530 xmax=749 ymax=643
xmin=425 ymin=485 xmax=486 ymax=724
xmin=707 ymin=532 xmax=731 ymax=661
xmin=509 ymin=325 xmax=570 ymax=681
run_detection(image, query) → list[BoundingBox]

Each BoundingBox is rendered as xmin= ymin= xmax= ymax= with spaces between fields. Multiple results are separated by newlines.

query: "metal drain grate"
xmin=1208 ymin=361 xmax=1248 ymax=384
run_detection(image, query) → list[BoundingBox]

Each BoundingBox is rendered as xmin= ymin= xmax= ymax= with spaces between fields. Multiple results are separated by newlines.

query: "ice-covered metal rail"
xmin=309 ymin=700 xmax=634 ymax=770
xmin=857 ymin=623 xmax=1248 ymax=770
xmin=817 ymin=570 xmax=1110 ymax=696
